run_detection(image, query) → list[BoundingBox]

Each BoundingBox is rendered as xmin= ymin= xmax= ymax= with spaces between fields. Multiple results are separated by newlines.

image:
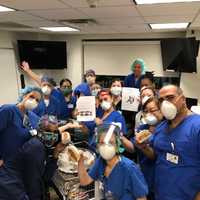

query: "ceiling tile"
xmin=0 ymin=11 xmax=42 ymax=22
xmin=111 ymin=24 xmax=149 ymax=32
xmin=144 ymin=15 xmax=194 ymax=23
xmin=97 ymin=17 xmax=144 ymax=25
xmin=13 ymin=20 xmax=62 ymax=27
xmin=80 ymin=6 xmax=139 ymax=18
xmin=0 ymin=0 xmax=70 ymax=10
xmin=27 ymin=8 xmax=89 ymax=20
xmin=61 ymin=0 xmax=133 ymax=8
xmin=137 ymin=2 xmax=200 ymax=16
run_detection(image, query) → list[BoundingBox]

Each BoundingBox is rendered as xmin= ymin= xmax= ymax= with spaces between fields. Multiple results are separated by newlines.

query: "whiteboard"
xmin=83 ymin=41 xmax=179 ymax=77
xmin=0 ymin=49 xmax=19 ymax=105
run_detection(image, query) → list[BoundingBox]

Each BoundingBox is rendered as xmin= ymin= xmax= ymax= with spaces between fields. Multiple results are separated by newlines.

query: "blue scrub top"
xmin=152 ymin=114 xmax=200 ymax=200
xmin=0 ymin=104 xmax=39 ymax=161
xmin=33 ymin=94 xmax=61 ymax=119
xmin=51 ymin=88 xmax=76 ymax=120
xmin=0 ymin=137 xmax=46 ymax=200
xmin=124 ymin=73 xmax=144 ymax=88
xmin=131 ymin=124 xmax=155 ymax=193
xmin=89 ymin=156 xmax=148 ymax=200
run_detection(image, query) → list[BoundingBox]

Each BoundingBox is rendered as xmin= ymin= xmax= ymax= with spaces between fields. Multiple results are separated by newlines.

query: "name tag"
xmin=166 ymin=152 xmax=179 ymax=164
xmin=29 ymin=129 xmax=37 ymax=136
xmin=68 ymin=104 xmax=74 ymax=109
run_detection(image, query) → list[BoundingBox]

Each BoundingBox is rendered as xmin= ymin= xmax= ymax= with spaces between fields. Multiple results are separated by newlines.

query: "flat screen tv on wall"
xmin=18 ymin=40 xmax=67 ymax=69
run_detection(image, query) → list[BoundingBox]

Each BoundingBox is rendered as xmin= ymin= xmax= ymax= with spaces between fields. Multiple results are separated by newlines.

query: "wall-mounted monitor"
xmin=18 ymin=40 xmax=67 ymax=69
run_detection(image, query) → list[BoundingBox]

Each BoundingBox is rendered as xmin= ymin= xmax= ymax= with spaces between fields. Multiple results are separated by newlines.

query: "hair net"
xmin=131 ymin=58 xmax=146 ymax=74
xmin=18 ymin=86 xmax=42 ymax=102
xmin=41 ymin=75 xmax=56 ymax=86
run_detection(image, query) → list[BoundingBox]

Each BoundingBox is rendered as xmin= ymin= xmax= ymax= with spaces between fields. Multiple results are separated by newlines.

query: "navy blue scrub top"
xmin=33 ymin=94 xmax=61 ymax=119
xmin=153 ymin=114 xmax=200 ymax=200
xmin=0 ymin=104 xmax=39 ymax=161
xmin=51 ymin=88 xmax=76 ymax=120
xmin=89 ymin=156 xmax=148 ymax=200
xmin=0 ymin=137 xmax=46 ymax=200
xmin=124 ymin=73 xmax=144 ymax=88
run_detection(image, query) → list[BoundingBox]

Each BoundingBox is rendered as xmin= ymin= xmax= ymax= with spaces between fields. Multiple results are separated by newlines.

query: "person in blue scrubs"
xmin=33 ymin=76 xmax=61 ymax=118
xmin=140 ymin=85 xmax=200 ymax=200
xmin=86 ymin=89 xmax=127 ymax=151
xmin=124 ymin=58 xmax=146 ymax=88
xmin=51 ymin=78 xmax=76 ymax=120
xmin=85 ymin=69 xmax=96 ymax=94
xmin=78 ymin=123 xmax=148 ymax=200
xmin=0 ymin=86 xmax=42 ymax=164
xmin=20 ymin=62 xmax=61 ymax=119
xmin=131 ymin=97 xmax=163 ymax=200
xmin=0 ymin=117 xmax=69 ymax=200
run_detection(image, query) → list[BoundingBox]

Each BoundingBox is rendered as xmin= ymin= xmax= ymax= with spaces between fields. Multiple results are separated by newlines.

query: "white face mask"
xmin=42 ymin=86 xmax=51 ymax=96
xmin=24 ymin=98 xmax=38 ymax=110
xmin=111 ymin=86 xmax=122 ymax=96
xmin=86 ymin=76 xmax=95 ymax=85
xmin=101 ymin=101 xmax=111 ymax=111
xmin=161 ymin=100 xmax=177 ymax=120
xmin=145 ymin=113 xmax=158 ymax=126
xmin=98 ymin=144 xmax=116 ymax=160
xmin=91 ymin=89 xmax=100 ymax=97
xmin=44 ymin=99 xmax=50 ymax=107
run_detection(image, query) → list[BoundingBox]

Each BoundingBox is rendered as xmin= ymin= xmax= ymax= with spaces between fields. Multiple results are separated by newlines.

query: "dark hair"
xmin=143 ymin=72 xmax=154 ymax=83
xmin=142 ymin=97 xmax=159 ymax=111
xmin=111 ymin=78 xmax=123 ymax=87
xmin=59 ymin=78 xmax=72 ymax=87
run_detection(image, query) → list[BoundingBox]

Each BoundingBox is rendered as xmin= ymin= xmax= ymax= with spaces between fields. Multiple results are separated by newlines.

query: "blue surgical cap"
xmin=131 ymin=58 xmax=146 ymax=74
xmin=18 ymin=86 xmax=42 ymax=102
xmin=41 ymin=76 xmax=56 ymax=86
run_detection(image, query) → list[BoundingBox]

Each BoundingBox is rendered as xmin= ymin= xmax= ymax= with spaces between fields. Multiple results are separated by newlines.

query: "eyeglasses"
xmin=29 ymin=95 xmax=40 ymax=103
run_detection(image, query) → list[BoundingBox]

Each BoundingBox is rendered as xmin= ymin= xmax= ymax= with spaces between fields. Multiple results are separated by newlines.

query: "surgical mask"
xmin=62 ymin=88 xmax=72 ymax=96
xmin=101 ymin=101 xmax=111 ymax=111
xmin=161 ymin=100 xmax=177 ymax=120
xmin=42 ymin=86 xmax=51 ymax=96
xmin=145 ymin=113 xmax=158 ymax=126
xmin=86 ymin=76 xmax=95 ymax=85
xmin=44 ymin=99 xmax=50 ymax=107
xmin=98 ymin=144 xmax=116 ymax=160
xmin=24 ymin=98 xmax=38 ymax=110
xmin=111 ymin=86 xmax=122 ymax=96
xmin=91 ymin=89 xmax=100 ymax=97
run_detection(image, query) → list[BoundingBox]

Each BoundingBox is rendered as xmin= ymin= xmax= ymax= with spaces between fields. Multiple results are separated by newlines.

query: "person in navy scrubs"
xmin=139 ymin=85 xmax=200 ymax=200
xmin=0 ymin=86 xmax=42 ymax=165
xmin=20 ymin=61 xmax=62 ymax=119
xmin=124 ymin=58 xmax=146 ymax=88
xmin=33 ymin=76 xmax=61 ymax=118
xmin=52 ymin=78 xmax=76 ymax=120
xmin=78 ymin=123 xmax=148 ymax=200
xmin=85 ymin=69 xmax=96 ymax=93
xmin=0 ymin=117 xmax=70 ymax=200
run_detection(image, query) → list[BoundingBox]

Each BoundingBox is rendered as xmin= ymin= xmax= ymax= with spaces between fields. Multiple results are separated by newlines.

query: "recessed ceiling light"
xmin=40 ymin=27 xmax=80 ymax=32
xmin=134 ymin=0 xmax=200 ymax=4
xmin=149 ymin=23 xmax=189 ymax=29
xmin=0 ymin=5 xmax=15 ymax=12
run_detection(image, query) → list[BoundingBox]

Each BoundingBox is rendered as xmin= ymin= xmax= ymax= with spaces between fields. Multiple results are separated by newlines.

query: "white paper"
xmin=76 ymin=96 xmax=96 ymax=121
xmin=121 ymin=87 xmax=140 ymax=112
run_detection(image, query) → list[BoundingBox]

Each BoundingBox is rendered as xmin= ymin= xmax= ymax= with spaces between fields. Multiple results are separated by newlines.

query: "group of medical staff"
xmin=0 ymin=58 xmax=200 ymax=200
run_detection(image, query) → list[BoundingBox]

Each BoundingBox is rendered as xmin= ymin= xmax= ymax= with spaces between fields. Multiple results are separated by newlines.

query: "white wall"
xmin=83 ymin=41 xmax=179 ymax=77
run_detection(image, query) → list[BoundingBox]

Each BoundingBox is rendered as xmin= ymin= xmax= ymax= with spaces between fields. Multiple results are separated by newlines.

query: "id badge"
xmin=68 ymin=104 xmax=74 ymax=109
xmin=166 ymin=152 xmax=179 ymax=164
xmin=29 ymin=129 xmax=37 ymax=136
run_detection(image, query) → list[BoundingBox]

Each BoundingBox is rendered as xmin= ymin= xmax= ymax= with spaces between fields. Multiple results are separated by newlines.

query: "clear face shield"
xmin=95 ymin=123 xmax=123 ymax=160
